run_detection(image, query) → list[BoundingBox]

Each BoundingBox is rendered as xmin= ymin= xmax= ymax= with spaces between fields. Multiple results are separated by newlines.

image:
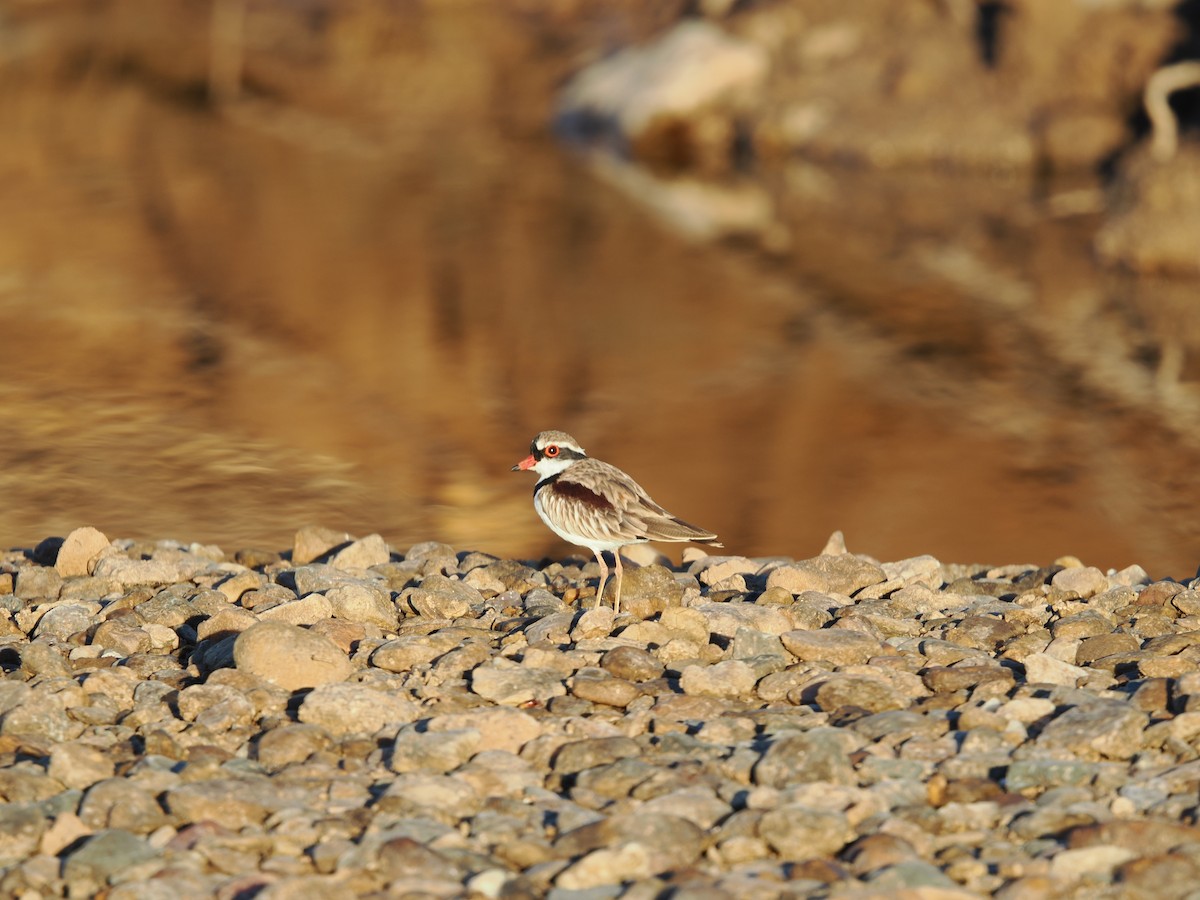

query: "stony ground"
xmin=0 ymin=526 xmax=1198 ymax=899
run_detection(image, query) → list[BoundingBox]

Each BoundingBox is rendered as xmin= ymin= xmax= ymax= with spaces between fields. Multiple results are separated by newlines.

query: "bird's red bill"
xmin=514 ymin=455 xmax=536 ymax=471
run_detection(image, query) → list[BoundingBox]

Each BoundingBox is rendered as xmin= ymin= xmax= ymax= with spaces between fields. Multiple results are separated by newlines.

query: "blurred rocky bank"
xmin=0 ymin=525 xmax=1199 ymax=896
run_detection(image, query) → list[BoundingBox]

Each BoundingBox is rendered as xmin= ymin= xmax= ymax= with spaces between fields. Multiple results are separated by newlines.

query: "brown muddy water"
xmin=2 ymin=3 xmax=1199 ymax=578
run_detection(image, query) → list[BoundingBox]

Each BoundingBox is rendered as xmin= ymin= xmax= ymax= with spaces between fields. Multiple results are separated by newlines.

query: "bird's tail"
xmin=647 ymin=516 xmax=722 ymax=546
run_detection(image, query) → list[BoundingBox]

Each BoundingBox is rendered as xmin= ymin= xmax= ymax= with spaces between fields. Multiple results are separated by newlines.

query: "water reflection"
xmin=1 ymin=4 xmax=1198 ymax=579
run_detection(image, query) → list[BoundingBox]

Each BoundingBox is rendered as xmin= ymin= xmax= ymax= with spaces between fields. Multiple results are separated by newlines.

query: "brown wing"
xmin=554 ymin=459 xmax=721 ymax=545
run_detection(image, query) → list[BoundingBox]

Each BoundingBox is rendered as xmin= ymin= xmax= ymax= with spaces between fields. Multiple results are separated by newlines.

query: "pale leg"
xmin=613 ymin=552 xmax=624 ymax=616
xmin=593 ymin=551 xmax=608 ymax=610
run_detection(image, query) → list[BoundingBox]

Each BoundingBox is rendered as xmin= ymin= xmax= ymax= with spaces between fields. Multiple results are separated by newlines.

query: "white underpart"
xmin=533 ymin=487 xmax=628 ymax=555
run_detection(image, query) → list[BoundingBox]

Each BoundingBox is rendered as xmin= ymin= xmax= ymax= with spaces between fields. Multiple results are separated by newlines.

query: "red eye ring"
xmin=544 ymin=445 xmax=559 ymax=457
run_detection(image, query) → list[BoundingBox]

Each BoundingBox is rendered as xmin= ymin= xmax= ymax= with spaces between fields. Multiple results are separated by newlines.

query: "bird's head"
xmin=512 ymin=430 xmax=587 ymax=478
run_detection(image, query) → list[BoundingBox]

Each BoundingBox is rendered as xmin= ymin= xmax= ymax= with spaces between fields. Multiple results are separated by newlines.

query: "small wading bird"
xmin=512 ymin=430 xmax=722 ymax=614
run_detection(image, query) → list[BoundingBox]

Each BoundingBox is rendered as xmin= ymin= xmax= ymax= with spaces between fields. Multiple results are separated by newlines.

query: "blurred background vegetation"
xmin=1 ymin=0 xmax=1199 ymax=576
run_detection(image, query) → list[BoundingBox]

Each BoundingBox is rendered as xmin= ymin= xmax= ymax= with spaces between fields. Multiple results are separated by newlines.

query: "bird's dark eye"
xmin=544 ymin=445 xmax=559 ymax=457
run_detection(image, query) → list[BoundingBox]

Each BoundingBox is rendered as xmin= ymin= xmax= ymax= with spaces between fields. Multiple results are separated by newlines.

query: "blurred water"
xmin=1 ymin=2 xmax=1198 ymax=577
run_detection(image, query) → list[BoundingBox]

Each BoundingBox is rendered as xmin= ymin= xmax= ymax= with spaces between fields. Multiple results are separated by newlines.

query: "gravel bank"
xmin=0 ymin=525 xmax=1198 ymax=898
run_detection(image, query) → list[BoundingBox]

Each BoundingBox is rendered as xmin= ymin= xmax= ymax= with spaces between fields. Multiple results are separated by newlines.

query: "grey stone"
xmin=695 ymin=557 xmax=760 ymax=587
xmin=766 ymin=555 xmax=886 ymax=596
xmin=1035 ymin=702 xmax=1148 ymax=760
xmin=522 ymin=589 xmax=566 ymax=616
xmin=852 ymin=709 xmax=949 ymax=742
xmin=233 ymin=621 xmax=353 ymax=690
xmin=14 ymin=567 xmax=64 ymax=601
xmin=1022 ymin=652 xmax=1089 ymax=686
xmin=554 ymin=813 xmax=705 ymax=874
xmin=571 ymin=606 xmax=615 ymax=640
xmin=371 ymin=636 xmax=445 ymax=672
xmin=471 ymin=664 xmax=565 ymax=706
xmin=757 ymin=805 xmax=855 ymax=859
xmin=329 ymin=533 xmax=390 ymax=570
xmin=375 ymin=773 xmax=481 ymax=818
xmin=48 ymin=742 xmax=116 ymax=790
xmin=425 ymin=708 xmax=543 ymax=754
xmin=257 ymin=593 xmax=334 ymax=625
xmin=403 ymin=541 xmax=458 ymax=563
xmin=405 ymin=574 xmax=482 ymax=618
xmin=679 ymin=660 xmax=757 ymax=699
xmin=813 ymin=673 xmax=909 ymax=713
xmin=552 ymin=737 xmax=643 ymax=775
xmin=573 ymin=757 xmax=660 ymax=801
xmin=1051 ymin=610 xmax=1116 ymax=639
xmin=375 ymin=835 xmax=465 ymax=881
xmin=456 ymin=749 xmax=542 ymax=799
xmin=754 ymin=729 xmax=857 ymax=787
xmin=692 ymin=601 xmax=792 ymax=637
xmin=600 ymin=646 xmax=664 ymax=682
xmin=1051 ymin=566 xmax=1109 ymax=598
xmin=175 ymin=683 xmax=256 ymax=730
xmin=214 ymin=569 xmax=265 ymax=602
xmin=326 ymin=583 xmax=398 ymax=630
xmin=297 ymin=681 xmax=420 ymax=736
xmin=292 ymin=526 xmax=352 ymax=565
xmin=1 ymin=698 xmax=84 ymax=743
xmin=79 ymin=779 xmax=167 ymax=833
xmin=33 ymin=603 xmax=93 ymax=639
xmin=880 ymin=554 xmax=944 ymax=589
xmin=165 ymin=776 xmax=292 ymax=829
xmin=616 ymin=565 xmax=685 ymax=618
xmin=287 ymin=565 xmax=376 ymax=596
xmin=921 ymin=664 xmax=1015 ymax=695
xmin=866 ymin=859 xmax=961 ymax=890
xmin=389 ymin=727 xmax=481 ymax=774
xmin=479 ymin=558 xmax=545 ymax=593
xmin=781 ymin=628 xmax=884 ymax=665
xmin=1075 ymin=632 xmax=1139 ymax=665
xmin=63 ymin=829 xmax=157 ymax=883
xmin=19 ymin=641 xmax=72 ymax=677
xmin=93 ymin=555 xmax=205 ymax=586
xmin=428 ymin=640 xmax=492 ymax=680
xmin=568 ymin=670 xmax=640 ymax=708
xmin=255 ymin=723 xmax=333 ymax=769
xmin=728 ymin=626 xmax=788 ymax=662
xmin=0 ymin=803 xmax=47 ymax=866
xmin=524 ymin=610 xmax=576 ymax=645
xmin=555 ymin=845 xmax=654 ymax=890
xmin=3 ymin=528 xmax=1195 ymax=893
xmin=91 ymin=617 xmax=153 ymax=656
xmin=943 ymin=615 xmax=1020 ymax=650
xmin=638 ymin=786 xmax=731 ymax=829
xmin=55 ymin=526 xmax=111 ymax=577
xmin=196 ymin=606 xmax=257 ymax=640
xmin=135 ymin=590 xmax=198 ymax=628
